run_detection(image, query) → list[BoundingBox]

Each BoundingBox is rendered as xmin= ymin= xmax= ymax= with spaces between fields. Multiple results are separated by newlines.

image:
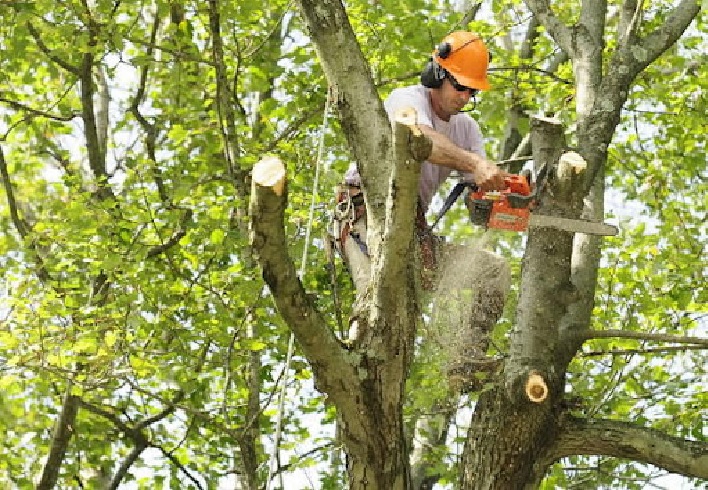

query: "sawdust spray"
xmin=424 ymin=236 xmax=511 ymax=388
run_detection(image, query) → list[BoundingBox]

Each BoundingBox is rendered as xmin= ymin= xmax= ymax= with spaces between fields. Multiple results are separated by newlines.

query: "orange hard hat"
xmin=433 ymin=31 xmax=491 ymax=91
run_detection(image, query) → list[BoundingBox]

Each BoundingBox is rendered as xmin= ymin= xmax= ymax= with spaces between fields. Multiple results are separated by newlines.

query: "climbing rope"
xmin=266 ymin=94 xmax=331 ymax=489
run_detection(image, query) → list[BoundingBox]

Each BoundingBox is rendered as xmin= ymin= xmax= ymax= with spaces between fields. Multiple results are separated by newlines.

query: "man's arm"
xmin=417 ymin=125 xmax=508 ymax=191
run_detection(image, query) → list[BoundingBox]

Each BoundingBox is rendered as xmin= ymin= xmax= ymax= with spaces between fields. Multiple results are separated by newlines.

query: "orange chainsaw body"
xmin=467 ymin=175 xmax=532 ymax=232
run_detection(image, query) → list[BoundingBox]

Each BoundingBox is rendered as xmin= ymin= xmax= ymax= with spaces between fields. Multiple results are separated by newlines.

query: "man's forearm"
xmin=418 ymin=125 xmax=485 ymax=175
xmin=417 ymin=124 xmax=507 ymax=191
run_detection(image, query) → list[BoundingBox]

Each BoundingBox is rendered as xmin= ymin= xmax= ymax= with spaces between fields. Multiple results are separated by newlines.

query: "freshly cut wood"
xmin=253 ymin=155 xmax=286 ymax=196
xmin=525 ymin=371 xmax=548 ymax=403
xmin=557 ymin=151 xmax=587 ymax=179
xmin=393 ymin=107 xmax=421 ymax=135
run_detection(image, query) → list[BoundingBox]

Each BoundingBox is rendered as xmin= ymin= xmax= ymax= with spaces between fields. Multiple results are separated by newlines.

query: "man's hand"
xmin=474 ymin=159 xmax=509 ymax=191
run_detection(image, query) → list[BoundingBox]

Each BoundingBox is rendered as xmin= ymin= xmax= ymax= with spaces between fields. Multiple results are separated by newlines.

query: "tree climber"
xmin=330 ymin=31 xmax=512 ymax=390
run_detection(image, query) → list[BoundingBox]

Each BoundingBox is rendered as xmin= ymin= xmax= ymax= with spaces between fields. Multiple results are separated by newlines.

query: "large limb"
xmin=294 ymin=0 xmax=391 ymax=215
xmin=250 ymin=157 xmax=380 ymax=480
xmin=249 ymin=156 xmax=356 ymax=401
xmin=522 ymin=1 xmax=574 ymax=57
xmin=250 ymin=125 xmax=425 ymax=489
xmin=505 ymin=116 xmax=583 ymax=404
xmin=547 ymin=416 xmax=708 ymax=479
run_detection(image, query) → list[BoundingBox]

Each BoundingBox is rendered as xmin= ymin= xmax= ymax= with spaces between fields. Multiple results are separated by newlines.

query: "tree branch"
xmin=579 ymin=345 xmax=706 ymax=357
xmin=79 ymin=23 xmax=112 ymax=199
xmin=551 ymin=416 xmax=708 ymax=479
xmin=374 ymin=108 xmax=428 ymax=293
xmin=146 ymin=209 xmax=193 ymax=258
xmin=27 ymin=22 xmax=81 ymax=75
xmin=107 ymin=444 xmax=147 ymax=490
xmin=626 ymin=0 xmax=701 ymax=76
xmin=37 ymin=384 xmax=80 ymax=490
xmin=0 ymin=144 xmax=54 ymax=283
xmin=249 ymin=156 xmax=356 ymax=397
xmin=78 ymin=400 xmax=132 ymax=433
xmin=0 ymin=144 xmax=30 ymax=238
xmin=295 ymin=0 xmax=391 ymax=213
xmin=505 ymin=117 xmax=571 ymax=403
xmin=155 ymin=444 xmax=205 ymax=490
xmin=207 ymin=0 xmax=249 ymax=200
xmin=128 ymin=12 xmax=169 ymax=204
xmin=522 ymin=0 xmax=574 ymax=57
xmin=135 ymin=391 xmax=183 ymax=430
xmin=573 ymin=329 xmax=708 ymax=347
xmin=0 ymin=95 xmax=79 ymax=122
xmin=79 ymin=389 xmax=184 ymax=489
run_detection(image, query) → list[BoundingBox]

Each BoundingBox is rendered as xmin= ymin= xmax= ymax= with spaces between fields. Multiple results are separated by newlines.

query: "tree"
xmin=0 ymin=0 xmax=705 ymax=489
xmin=253 ymin=0 xmax=707 ymax=489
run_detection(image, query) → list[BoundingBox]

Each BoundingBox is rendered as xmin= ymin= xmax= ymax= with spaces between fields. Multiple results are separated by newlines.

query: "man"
xmin=331 ymin=31 xmax=511 ymax=390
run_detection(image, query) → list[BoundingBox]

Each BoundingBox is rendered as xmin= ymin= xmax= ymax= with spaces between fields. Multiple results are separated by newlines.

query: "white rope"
xmin=266 ymin=95 xmax=331 ymax=490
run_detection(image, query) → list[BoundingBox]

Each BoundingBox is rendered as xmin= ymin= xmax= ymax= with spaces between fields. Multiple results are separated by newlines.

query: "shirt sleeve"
xmin=383 ymin=87 xmax=434 ymax=128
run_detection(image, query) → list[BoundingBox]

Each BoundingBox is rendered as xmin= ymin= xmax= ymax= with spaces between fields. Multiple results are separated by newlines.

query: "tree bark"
xmin=37 ymin=384 xmax=80 ymax=490
xmin=547 ymin=416 xmax=708 ymax=479
xmin=251 ymin=110 xmax=430 ymax=487
xmin=461 ymin=117 xmax=578 ymax=490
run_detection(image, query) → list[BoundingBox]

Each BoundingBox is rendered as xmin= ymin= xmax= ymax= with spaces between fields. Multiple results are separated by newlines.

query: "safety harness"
xmin=329 ymin=185 xmax=442 ymax=289
xmin=330 ymin=184 xmax=368 ymax=257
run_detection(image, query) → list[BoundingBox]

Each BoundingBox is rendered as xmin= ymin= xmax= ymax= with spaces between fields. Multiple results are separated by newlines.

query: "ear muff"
xmin=437 ymin=41 xmax=452 ymax=59
xmin=420 ymin=58 xmax=447 ymax=88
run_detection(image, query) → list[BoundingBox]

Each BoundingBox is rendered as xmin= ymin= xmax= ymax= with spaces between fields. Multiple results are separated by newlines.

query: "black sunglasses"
xmin=447 ymin=74 xmax=479 ymax=96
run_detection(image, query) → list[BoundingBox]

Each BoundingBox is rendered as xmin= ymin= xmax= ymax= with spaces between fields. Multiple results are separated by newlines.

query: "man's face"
xmin=431 ymin=77 xmax=477 ymax=120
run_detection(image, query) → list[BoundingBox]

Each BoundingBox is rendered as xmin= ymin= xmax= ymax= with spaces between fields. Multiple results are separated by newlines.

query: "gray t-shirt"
xmin=344 ymin=84 xmax=486 ymax=212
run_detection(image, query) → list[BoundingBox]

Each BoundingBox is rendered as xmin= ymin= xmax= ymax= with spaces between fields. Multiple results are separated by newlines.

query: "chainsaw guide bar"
xmin=433 ymin=166 xmax=620 ymax=237
xmin=528 ymin=214 xmax=618 ymax=236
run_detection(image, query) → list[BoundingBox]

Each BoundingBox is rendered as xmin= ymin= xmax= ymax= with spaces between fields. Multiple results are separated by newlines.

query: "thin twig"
xmin=574 ymin=329 xmax=707 ymax=346
xmin=0 ymin=96 xmax=79 ymax=122
xmin=27 ymin=22 xmax=81 ymax=75
xmin=580 ymin=345 xmax=705 ymax=357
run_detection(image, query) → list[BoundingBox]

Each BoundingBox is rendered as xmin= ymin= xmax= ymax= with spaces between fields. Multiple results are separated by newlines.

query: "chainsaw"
xmin=433 ymin=166 xmax=618 ymax=236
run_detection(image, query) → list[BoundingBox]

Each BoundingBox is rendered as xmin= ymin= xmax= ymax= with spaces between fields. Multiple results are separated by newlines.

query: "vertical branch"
xmin=0 ymin=144 xmax=29 ymax=238
xmin=499 ymin=14 xmax=541 ymax=164
xmin=506 ymin=117 xmax=569 ymax=402
xmin=129 ymin=11 xmax=169 ymax=203
xmin=79 ymin=10 xmax=112 ymax=199
xmin=238 ymin=317 xmax=263 ymax=490
xmin=95 ymin=64 xmax=110 ymax=165
xmin=106 ymin=444 xmax=148 ymax=490
xmin=207 ymin=0 xmax=249 ymax=203
xmin=0 ymin=144 xmax=53 ymax=283
xmin=37 ymin=384 xmax=80 ymax=490
xmin=410 ymin=399 xmax=458 ymax=490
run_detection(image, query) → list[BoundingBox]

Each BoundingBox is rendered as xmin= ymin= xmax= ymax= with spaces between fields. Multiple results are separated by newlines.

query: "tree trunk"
xmin=461 ymin=117 xmax=585 ymax=488
xmin=461 ymin=386 xmax=558 ymax=490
